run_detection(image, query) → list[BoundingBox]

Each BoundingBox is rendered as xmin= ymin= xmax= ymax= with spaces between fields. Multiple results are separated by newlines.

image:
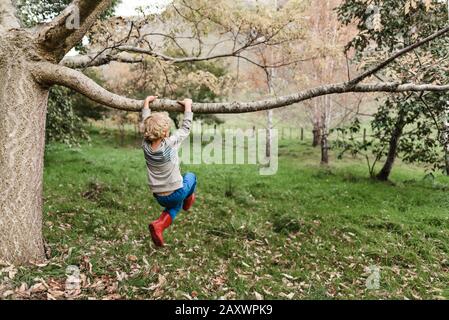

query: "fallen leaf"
xmin=279 ymin=292 xmax=295 ymax=299
xmin=30 ymin=283 xmax=48 ymax=294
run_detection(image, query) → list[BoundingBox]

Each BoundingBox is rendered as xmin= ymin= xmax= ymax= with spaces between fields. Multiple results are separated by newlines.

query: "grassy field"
xmin=2 ymin=128 xmax=449 ymax=300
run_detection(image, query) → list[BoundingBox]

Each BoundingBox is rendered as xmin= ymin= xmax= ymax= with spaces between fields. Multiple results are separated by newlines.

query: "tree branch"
xmin=0 ymin=0 xmax=20 ymax=30
xmin=36 ymin=0 xmax=113 ymax=61
xmin=32 ymin=61 xmax=449 ymax=114
xmin=348 ymin=25 xmax=449 ymax=85
xmin=60 ymin=45 xmax=239 ymax=68
xmin=61 ymin=52 xmax=144 ymax=68
xmin=61 ymin=44 xmax=315 ymax=69
xmin=116 ymin=45 xmax=249 ymax=63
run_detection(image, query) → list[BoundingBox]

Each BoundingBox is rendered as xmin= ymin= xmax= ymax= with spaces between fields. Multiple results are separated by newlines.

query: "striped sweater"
xmin=142 ymin=108 xmax=193 ymax=193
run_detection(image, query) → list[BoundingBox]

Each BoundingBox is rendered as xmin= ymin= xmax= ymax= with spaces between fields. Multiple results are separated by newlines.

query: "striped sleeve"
xmin=166 ymin=111 xmax=193 ymax=149
xmin=142 ymin=108 xmax=151 ymax=122
xmin=140 ymin=108 xmax=151 ymax=146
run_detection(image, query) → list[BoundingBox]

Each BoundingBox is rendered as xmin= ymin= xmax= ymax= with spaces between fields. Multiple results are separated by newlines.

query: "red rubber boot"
xmin=183 ymin=193 xmax=196 ymax=211
xmin=149 ymin=212 xmax=172 ymax=247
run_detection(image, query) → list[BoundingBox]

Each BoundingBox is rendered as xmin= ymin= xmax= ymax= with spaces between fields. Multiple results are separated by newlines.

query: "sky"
xmin=115 ymin=0 xmax=172 ymax=16
xmin=67 ymin=0 xmax=171 ymax=56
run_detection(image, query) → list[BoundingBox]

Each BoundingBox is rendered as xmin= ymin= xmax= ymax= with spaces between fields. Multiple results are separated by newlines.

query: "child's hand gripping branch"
xmin=141 ymin=97 xmax=196 ymax=247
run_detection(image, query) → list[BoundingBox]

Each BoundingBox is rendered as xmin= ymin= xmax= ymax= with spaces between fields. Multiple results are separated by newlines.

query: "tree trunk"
xmin=443 ymin=107 xmax=449 ymax=175
xmin=266 ymin=109 xmax=273 ymax=158
xmin=320 ymin=131 xmax=329 ymax=165
xmin=320 ymin=96 xmax=331 ymax=165
xmin=312 ymin=122 xmax=321 ymax=147
xmin=266 ymin=69 xmax=274 ymax=158
xmin=376 ymin=111 xmax=406 ymax=181
xmin=0 ymin=31 xmax=48 ymax=264
xmin=320 ymin=112 xmax=329 ymax=165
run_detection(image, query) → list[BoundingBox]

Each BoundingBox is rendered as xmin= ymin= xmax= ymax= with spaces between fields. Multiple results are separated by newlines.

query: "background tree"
xmin=300 ymin=0 xmax=362 ymax=164
xmin=338 ymin=0 xmax=449 ymax=180
xmin=46 ymin=86 xmax=88 ymax=145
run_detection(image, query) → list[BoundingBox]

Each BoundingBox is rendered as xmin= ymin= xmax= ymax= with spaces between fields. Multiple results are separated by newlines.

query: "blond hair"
xmin=143 ymin=112 xmax=171 ymax=142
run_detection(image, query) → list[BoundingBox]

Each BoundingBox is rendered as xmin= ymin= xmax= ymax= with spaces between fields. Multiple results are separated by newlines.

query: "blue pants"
xmin=154 ymin=173 xmax=197 ymax=220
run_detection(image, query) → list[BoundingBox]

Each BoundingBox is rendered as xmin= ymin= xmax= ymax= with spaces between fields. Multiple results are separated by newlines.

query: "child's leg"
xmin=149 ymin=199 xmax=182 ymax=247
xmin=154 ymin=173 xmax=196 ymax=219
xmin=164 ymin=202 xmax=183 ymax=220
xmin=182 ymin=172 xmax=197 ymax=199
xmin=181 ymin=173 xmax=197 ymax=211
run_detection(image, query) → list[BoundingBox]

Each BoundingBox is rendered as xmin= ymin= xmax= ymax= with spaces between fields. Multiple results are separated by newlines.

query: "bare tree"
xmin=300 ymin=0 xmax=359 ymax=164
xmin=2 ymin=1 xmax=449 ymax=264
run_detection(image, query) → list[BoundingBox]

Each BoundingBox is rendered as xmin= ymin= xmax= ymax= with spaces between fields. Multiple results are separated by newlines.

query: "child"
xmin=141 ymin=96 xmax=197 ymax=247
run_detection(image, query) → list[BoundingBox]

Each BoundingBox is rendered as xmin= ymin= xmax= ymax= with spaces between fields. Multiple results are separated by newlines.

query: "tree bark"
xmin=320 ymin=99 xmax=329 ymax=165
xmin=266 ymin=110 xmax=273 ymax=158
xmin=0 ymin=30 xmax=48 ymax=264
xmin=320 ymin=131 xmax=329 ymax=164
xmin=376 ymin=110 xmax=406 ymax=181
xmin=266 ymin=70 xmax=274 ymax=158
xmin=0 ymin=0 xmax=21 ymax=30
xmin=312 ymin=122 xmax=321 ymax=147
xmin=61 ymin=51 xmax=144 ymax=68
xmin=36 ymin=0 xmax=114 ymax=61
xmin=320 ymin=95 xmax=333 ymax=165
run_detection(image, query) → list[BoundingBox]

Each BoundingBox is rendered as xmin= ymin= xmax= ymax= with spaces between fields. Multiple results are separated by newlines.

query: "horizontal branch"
xmin=32 ymin=62 xmax=142 ymax=111
xmin=60 ymin=47 xmax=198 ymax=68
xmin=119 ymin=46 xmax=223 ymax=62
xmin=117 ymin=45 xmax=250 ymax=63
xmin=32 ymin=61 xmax=449 ymax=114
xmin=61 ymin=52 xmax=144 ymax=68
xmin=61 ymin=44 xmax=314 ymax=69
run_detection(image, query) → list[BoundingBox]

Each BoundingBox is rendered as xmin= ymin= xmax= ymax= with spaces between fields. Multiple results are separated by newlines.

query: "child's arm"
xmin=167 ymin=99 xmax=193 ymax=148
xmin=141 ymin=95 xmax=158 ymax=123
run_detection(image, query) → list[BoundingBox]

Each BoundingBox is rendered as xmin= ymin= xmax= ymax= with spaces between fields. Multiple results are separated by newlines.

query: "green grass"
xmin=3 ymin=128 xmax=449 ymax=300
